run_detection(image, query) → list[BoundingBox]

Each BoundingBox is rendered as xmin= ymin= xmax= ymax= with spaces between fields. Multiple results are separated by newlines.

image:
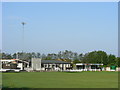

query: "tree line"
xmin=1 ymin=50 xmax=120 ymax=67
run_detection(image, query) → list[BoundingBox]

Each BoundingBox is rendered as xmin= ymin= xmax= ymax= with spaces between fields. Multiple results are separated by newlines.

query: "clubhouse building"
xmin=0 ymin=59 xmax=72 ymax=72
xmin=31 ymin=58 xmax=72 ymax=71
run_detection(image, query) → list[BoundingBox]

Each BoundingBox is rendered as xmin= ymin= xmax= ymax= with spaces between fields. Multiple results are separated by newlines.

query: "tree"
xmin=1 ymin=50 xmax=117 ymax=67
xmin=115 ymin=57 xmax=120 ymax=67
xmin=78 ymin=53 xmax=83 ymax=61
xmin=2 ymin=53 xmax=13 ymax=59
xmin=107 ymin=54 xmax=116 ymax=66
xmin=73 ymin=59 xmax=80 ymax=64
xmin=41 ymin=54 xmax=46 ymax=60
xmin=36 ymin=52 xmax=41 ymax=58
xmin=82 ymin=51 xmax=108 ymax=65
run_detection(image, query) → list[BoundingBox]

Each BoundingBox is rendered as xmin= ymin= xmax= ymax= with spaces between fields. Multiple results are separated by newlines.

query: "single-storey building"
xmin=31 ymin=58 xmax=72 ymax=71
xmin=76 ymin=63 xmax=103 ymax=71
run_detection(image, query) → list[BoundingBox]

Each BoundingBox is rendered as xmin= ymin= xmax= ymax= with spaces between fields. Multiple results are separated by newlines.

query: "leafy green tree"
xmin=36 ymin=52 xmax=41 ymax=58
xmin=82 ymin=51 xmax=108 ymax=65
xmin=73 ymin=59 xmax=80 ymax=64
xmin=1 ymin=50 xmax=118 ymax=67
xmin=107 ymin=54 xmax=116 ymax=66
xmin=2 ymin=53 xmax=13 ymax=59
xmin=115 ymin=57 xmax=120 ymax=67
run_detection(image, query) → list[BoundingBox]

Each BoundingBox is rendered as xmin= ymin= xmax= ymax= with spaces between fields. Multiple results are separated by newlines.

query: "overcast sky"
xmin=2 ymin=2 xmax=118 ymax=56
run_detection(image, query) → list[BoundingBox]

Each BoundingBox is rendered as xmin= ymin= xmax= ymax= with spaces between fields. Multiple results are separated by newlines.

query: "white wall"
xmin=17 ymin=63 xmax=23 ymax=70
xmin=32 ymin=58 xmax=41 ymax=70
xmin=105 ymin=67 xmax=110 ymax=71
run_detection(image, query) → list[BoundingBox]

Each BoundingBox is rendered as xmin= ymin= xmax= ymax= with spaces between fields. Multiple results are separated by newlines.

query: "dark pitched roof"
xmin=41 ymin=60 xmax=71 ymax=64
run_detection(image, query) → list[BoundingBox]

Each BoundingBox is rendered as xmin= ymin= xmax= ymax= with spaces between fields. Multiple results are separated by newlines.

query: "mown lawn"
xmin=2 ymin=71 xmax=118 ymax=88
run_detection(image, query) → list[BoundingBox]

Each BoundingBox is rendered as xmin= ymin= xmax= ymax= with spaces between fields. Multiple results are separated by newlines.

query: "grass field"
xmin=2 ymin=71 xmax=118 ymax=88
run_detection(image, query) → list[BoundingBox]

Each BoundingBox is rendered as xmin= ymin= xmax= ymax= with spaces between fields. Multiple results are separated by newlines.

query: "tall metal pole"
xmin=21 ymin=22 xmax=26 ymax=60
xmin=16 ymin=52 xmax=18 ymax=59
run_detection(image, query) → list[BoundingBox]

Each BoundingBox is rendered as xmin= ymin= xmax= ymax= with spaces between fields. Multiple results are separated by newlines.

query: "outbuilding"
xmin=76 ymin=63 xmax=103 ymax=71
xmin=0 ymin=59 xmax=29 ymax=72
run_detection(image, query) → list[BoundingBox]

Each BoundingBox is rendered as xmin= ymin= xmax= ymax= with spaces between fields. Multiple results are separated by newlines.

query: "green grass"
xmin=2 ymin=71 xmax=118 ymax=88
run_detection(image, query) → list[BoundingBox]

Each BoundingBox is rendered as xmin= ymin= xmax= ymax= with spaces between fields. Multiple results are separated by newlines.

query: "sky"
xmin=2 ymin=2 xmax=118 ymax=56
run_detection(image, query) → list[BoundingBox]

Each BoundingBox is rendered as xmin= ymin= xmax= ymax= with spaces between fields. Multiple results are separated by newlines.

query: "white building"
xmin=76 ymin=63 xmax=103 ymax=71
xmin=31 ymin=58 xmax=72 ymax=71
xmin=0 ymin=59 xmax=29 ymax=72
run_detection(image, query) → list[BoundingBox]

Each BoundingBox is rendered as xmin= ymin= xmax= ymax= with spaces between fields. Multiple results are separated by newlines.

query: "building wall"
xmin=17 ymin=63 xmax=23 ymax=70
xmin=2 ymin=64 xmax=17 ymax=69
xmin=31 ymin=59 xmax=71 ymax=71
xmin=40 ymin=63 xmax=71 ymax=71
xmin=76 ymin=64 xmax=102 ymax=71
xmin=32 ymin=58 xmax=41 ymax=70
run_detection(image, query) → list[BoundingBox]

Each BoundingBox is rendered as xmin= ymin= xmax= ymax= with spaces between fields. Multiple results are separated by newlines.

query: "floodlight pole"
xmin=21 ymin=22 xmax=26 ymax=59
xmin=16 ymin=52 xmax=18 ymax=59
